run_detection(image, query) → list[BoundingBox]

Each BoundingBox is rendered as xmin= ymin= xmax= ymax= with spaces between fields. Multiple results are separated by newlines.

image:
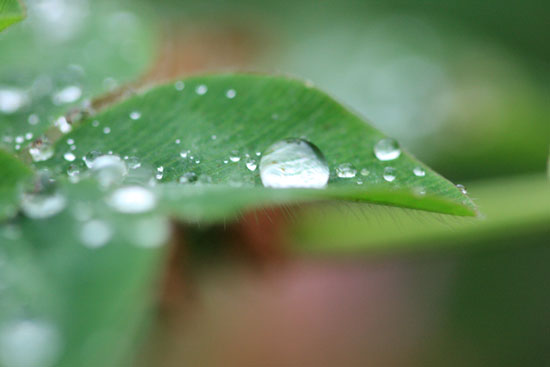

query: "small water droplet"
xmin=259 ymin=138 xmax=329 ymax=189
xmin=413 ymin=186 xmax=426 ymax=197
xmin=28 ymin=137 xmax=54 ymax=162
xmin=226 ymin=89 xmax=236 ymax=99
xmin=83 ymin=151 xmax=101 ymax=168
xmin=155 ymin=166 xmax=164 ymax=180
xmin=211 ymin=135 xmax=217 ymax=140
xmin=129 ymin=111 xmax=141 ymax=120
xmin=374 ymin=138 xmax=401 ymax=161
xmin=80 ymin=220 xmax=112 ymax=249
xmin=66 ymin=164 xmax=81 ymax=182
xmin=195 ymin=84 xmax=208 ymax=95
xmin=63 ymin=152 xmax=76 ymax=162
xmin=103 ymin=127 xmax=111 ymax=134
xmin=179 ymin=172 xmax=197 ymax=184
xmin=360 ymin=168 xmax=370 ymax=177
xmin=91 ymin=120 xmax=100 ymax=127
xmin=15 ymin=136 xmax=24 ymax=144
xmin=126 ymin=156 xmax=141 ymax=169
xmin=0 ymin=319 xmax=61 ymax=367
xmin=174 ymin=81 xmax=185 ymax=91
xmin=52 ymin=85 xmax=82 ymax=105
xmin=0 ymin=88 xmax=27 ymax=114
xmin=179 ymin=150 xmax=190 ymax=159
xmin=175 ymin=139 xmax=181 ymax=145
xmin=246 ymin=159 xmax=257 ymax=171
xmin=383 ymin=166 xmax=396 ymax=182
xmin=456 ymin=184 xmax=467 ymax=194
xmin=66 ymin=138 xmax=74 ymax=145
xmin=229 ymin=150 xmax=241 ymax=162
xmin=25 ymin=133 xmax=33 ymax=140
xmin=413 ymin=166 xmax=426 ymax=177
xmin=107 ymin=186 xmax=157 ymax=214
xmin=54 ymin=116 xmax=72 ymax=134
xmin=336 ymin=163 xmax=357 ymax=178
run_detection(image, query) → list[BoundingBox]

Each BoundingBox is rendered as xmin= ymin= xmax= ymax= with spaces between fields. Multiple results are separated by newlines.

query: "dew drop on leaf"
xmin=63 ymin=152 xmax=76 ymax=162
xmin=80 ymin=220 xmax=112 ymax=249
xmin=20 ymin=173 xmax=66 ymax=219
xmin=129 ymin=111 xmax=141 ymax=120
xmin=226 ymin=89 xmax=236 ymax=99
xmin=259 ymin=138 xmax=329 ymax=189
xmin=107 ymin=186 xmax=157 ymax=214
xmin=0 ymin=88 xmax=27 ymax=114
xmin=456 ymin=184 xmax=467 ymax=194
xmin=413 ymin=166 xmax=426 ymax=177
xmin=195 ymin=84 xmax=208 ymax=95
xmin=336 ymin=163 xmax=357 ymax=178
xmin=28 ymin=137 xmax=54 ymax=162
xmin=383 ymin=166 xmax=397 ymax=182
xmin=374 ymin=138 xmax=401 ymax=161
xmin=90 ymin=155 xmax=128 ymax=188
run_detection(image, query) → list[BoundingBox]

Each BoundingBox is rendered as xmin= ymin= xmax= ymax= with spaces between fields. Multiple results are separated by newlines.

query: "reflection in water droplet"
xmin=80 ymin=220 xmax=112 ymax=249
xmin=90 ymin=155 xmax=128 ymax=188
xmin=0 ymin=319 xmax=61 ymax=367
xmin=129 ymin=111 xmax=141 ymax=120
xmin=226 ymin=89 xmax=236 ymax=99
xmin=259 ymin=138 xmax=329 ymax=189
xmin=413 ymin=166 xmax=426 ymax=177
xmin=63 ymin=152 xmax=76 ymax=162
xmin=246 ymin=159 xmax=257 ymax=171
xmin=28 ymin=137 xmax=54 ymax=162
xmin=336 ymin=163 xmax=357 ymax=178
xmin=195 ymin=84 xmax=208 ymax=95
xmin=52 ymin=86 xmax=82 ymax=105
xmin=456 ymin=184 xmax=467 ymax=194
xmin=0 ymin=88 xmax=27 ymax=114
xmin=374 ymin=138 xmax=401 ymax=161
xmin=107 ymin=186 xmax=157 ymax=213
xmin=383 ymin=166 xmax=396 ymax=182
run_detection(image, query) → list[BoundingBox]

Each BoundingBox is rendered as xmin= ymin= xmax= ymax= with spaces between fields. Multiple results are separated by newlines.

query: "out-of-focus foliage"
xmin=0 ymin=0 xmax=24 ymax=32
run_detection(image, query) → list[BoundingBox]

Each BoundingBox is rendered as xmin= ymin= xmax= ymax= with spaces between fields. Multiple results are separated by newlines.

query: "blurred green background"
xmin=1 ymin=0 xmax=549 ymax=366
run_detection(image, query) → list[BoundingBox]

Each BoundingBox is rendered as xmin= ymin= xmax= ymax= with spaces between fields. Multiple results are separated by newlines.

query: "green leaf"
xmin=289 ymin=174 xmax=550 ymax=253
xmin=0 ymin=181 xmax=167 ymax=367
xmin=0 ymin=0 xmax=156 ymax=150
xmin=0 ymin=148 xmax=31 ymax=220
xmin=41 ymin=74 xmax=476 ymax=221
xmin=0 ymin=0 xmax=24 ymax=32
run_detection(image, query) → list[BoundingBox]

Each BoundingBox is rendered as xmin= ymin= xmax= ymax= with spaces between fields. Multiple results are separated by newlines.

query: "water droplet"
xmin=103 ymin=127 xmax=111 ymax=134
xmin=174 ymin=81 xmax=185 ymax=91
xmin=211 ymin=135 xmax=217 ymax=140
xmin=374 ymin=138 xmax=401 ymax=161
xmin=80 ymin=220 xmax=112 ymax=249
xmin=129 ymin=111 xmax=141 ymax=120
xmin=52 ymin=85 xmax=82 ymax=105
xmin=259 ymin=138 xmax=329 ymax=189
xmin=383 ymin=166 xmax=396 ymax=182
xmin=413 ymin=186 xmax=426 ymax=197
xmin=83 ymin=151 xmax=101 ymax=168
xmin=336 ymin=163 xmax=357 ymax=178
xmin=107 ymin=186 xmax=157 ymax=214
xmin=155 ymin=166 xmax=164 ymax=180
xmin=226 ymin=89 xmax=236 ymax=99
xmin=24 ymin=133 xmax=33 ymax=141
xmin=66 ymin=138 xmax=74 ymax=145
xmin=179 ymin=150 xmax=190 ymax=159
xmin=90 ymin=155 xmax=128 ymax=188
xmin=246 ymin=159 xmax=257 ymax=171
xmin=28 ymin=114 xmax=40 ymax=125
xmin=28 ymin=138 xmax=54 ymax=162
xmin=66 ymin=164 xmax=81 ymax=182
xmin=63 ymin=152 xmax=76 ymax=162
xmin=360 ymin=168 xmax=370 ymax=177
xmin=195 ymin=84 xmax=208 ymax=95
xmin=229 ymin=151 xmax=240 ymax=162
xmin=54 ymin=116 xmax=71 ymax=134
xmin=0 ymin=319 xmax=61 ymax=367
xmin=15 ymin=136 xmax=24 ymax=144
xmin=456 ymin=184 xmax=467 ymax=194
xmin=20 ymin=173 xmax=66 ymax=219
xmin=0 ymin=88 xmax=27 ymax=114
xmin=175 ymin=139 xmax=181 ymax=145
xmin=413 ymin=166 xmax=426 ymax=177
xmin=179 ymin=172 xmax=197 ymax=184
xmin=91 ymin=120 xmax=100 ymax=127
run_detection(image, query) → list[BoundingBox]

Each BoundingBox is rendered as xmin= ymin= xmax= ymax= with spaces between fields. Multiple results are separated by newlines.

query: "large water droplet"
xmin=383 ymin=166 xmax=396 ymax=182
xmin=0 ymin=88 xmax=27 ymax=114
xmin=28 ymin=137 xmax=54 ymax=162
xmin=374 ymin=138 xmax=401 ymax=161
xmin=89 ymin=155 xmax=128 ymax=188
xmin=259 ymin=138 xmax=329 ymax=189
xmin=336 ymin=163 xmax=357 ymax=178
xmin=413 ymin=166 xmax=426 ymax=177
xmin=80 ymin=220 xmax=112 ymax=249
xmin=20 ymin=173 xmax=66 ymax=219
xmin=107 ymin=186 xmax=157 ymax=214
xmin=0 ymin=319 xmax=61 ymax=367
